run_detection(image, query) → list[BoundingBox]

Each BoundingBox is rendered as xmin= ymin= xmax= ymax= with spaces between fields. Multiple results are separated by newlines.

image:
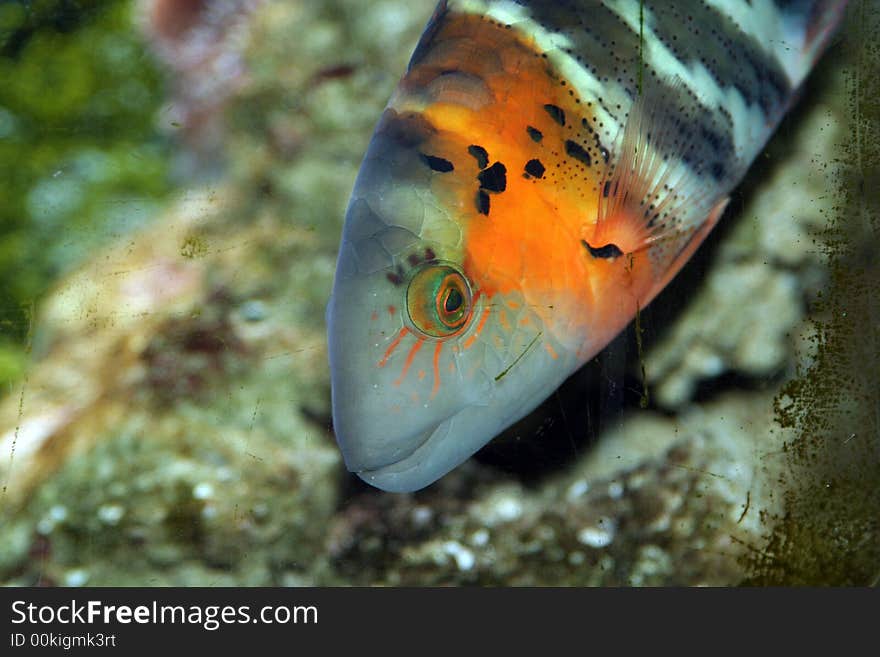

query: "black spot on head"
xmin=565 ymin=140 xmax=592 ymax=167
xmin=468 ymin=145 xmax=489 ymax=169
xmin=407 ymin=253 xmax=422 ymax=267
xmin=524 ymin=159 xmax=545 ymax=179
xmin=526 ymin=126 xmax=543 ymax=142
xmin=710 ymin=161 xmax=726 ymax=180
xmin=581 ymin=239 xmax=623 ymax=260
xmin=386 ymin=271 xmax=404 ymax=286
xmin=543 ymin=104 xmax=566 ymax=126
xmin=420 ymin=153 xmax=454 ymax=172
xmin=478 ymin=162 xmax=507 ymax=193
xmin=476 ymin=190 xmax=490 ymax=215
xmin=424 ymin=247 xmax=436 ymax=262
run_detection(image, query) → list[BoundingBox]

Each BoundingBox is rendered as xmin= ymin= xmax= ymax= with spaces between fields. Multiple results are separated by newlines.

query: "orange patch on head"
xmin=393 ymin=14 xmax=674 ymax=360
xmin=399 ymin=15 xmax=607 ymax=343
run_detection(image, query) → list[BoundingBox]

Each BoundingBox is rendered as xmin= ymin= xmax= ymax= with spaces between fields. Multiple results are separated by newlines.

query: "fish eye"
xmin=406 ymin=263 xmax=473 ymax=338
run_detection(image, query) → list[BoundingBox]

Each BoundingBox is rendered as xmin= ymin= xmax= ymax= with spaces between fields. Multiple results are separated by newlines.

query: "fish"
xmin=327 ymin=0 xmax=847 ymax=492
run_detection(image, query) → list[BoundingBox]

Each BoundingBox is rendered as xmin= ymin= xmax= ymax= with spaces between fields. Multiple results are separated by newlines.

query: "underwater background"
xmin=0 ymin=0 xmax=877 ymax=586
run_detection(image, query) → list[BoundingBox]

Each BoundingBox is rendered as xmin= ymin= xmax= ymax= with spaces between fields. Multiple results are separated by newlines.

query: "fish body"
xmin=327 ymin=0 xmax=846 ymax=492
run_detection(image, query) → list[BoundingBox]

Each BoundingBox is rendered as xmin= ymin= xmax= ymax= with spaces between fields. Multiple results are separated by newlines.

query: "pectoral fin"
xmin=589 ymin=77 xmax=741 ymax=258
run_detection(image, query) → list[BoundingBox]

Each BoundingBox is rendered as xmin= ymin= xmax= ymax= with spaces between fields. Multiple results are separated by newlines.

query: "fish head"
xmin=327 ymin=108 xmax=565 ymax=492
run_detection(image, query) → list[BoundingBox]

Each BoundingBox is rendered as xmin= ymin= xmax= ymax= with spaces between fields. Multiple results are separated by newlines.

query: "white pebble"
xmin=577 ymin=524 xmax=615 ymax=549
xmin=566 ymin=480 xmax=590 ymax=500
xmin=49 ymin=505 xmax=68 ymax=523
xmin=494 ymin=497 xmax=522 ymax=522
xmin=65 ymin=569 xmax=89 ymax=587
xmin=37 ymin=505 xmax=69 ymax=534
xmin=193 ymin=482 xmax=214 ymax=500
xmin=443 ymin=541 xmax=475 ymax=571
xmin=607 ymin=481 xmax=624 ymax=499
xmin=411 ymin=506 xmax=433 ymax=527
xmin=97 ymin=504 xmax=125 ymax=525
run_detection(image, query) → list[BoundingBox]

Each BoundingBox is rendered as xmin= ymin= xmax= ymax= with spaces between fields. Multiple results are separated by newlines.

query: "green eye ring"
xmin=406 ymin=262 xmax=473 ymax=338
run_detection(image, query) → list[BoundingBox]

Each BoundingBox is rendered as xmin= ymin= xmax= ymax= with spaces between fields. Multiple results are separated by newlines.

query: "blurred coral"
xmin=138 ymin=0 xmax=264 ymax=159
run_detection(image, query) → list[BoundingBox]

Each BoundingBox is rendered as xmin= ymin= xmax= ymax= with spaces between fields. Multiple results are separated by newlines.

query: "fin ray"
xmin=594 ymin=77 xmax=743 ymax=256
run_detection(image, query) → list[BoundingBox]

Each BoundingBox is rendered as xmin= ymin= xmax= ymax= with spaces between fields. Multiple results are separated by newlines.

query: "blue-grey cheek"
xmin=345 ymin=133 xmax=433 ymax=239
xmin=340 ymin=199 xmax=421 ymax=277
xmin=357 ymin=335 xmax=576 ymax=492
xmin=329 ymin=337 xmax=476 ymax=473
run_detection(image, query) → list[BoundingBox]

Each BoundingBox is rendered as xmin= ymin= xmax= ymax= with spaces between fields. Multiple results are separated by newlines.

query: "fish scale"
xmin=326 ymin=0 xmax=847 ymax=492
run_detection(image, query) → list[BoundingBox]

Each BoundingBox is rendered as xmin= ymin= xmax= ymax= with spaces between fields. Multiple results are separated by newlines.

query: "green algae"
xmin=740 ymin=0 xmax=880 ymax=586
xmin=0 ymin=0 xmax=171 ymax=387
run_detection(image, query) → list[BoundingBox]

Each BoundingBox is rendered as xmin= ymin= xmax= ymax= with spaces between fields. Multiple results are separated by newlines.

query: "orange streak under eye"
xmin=499 ymin=309 xmax=511 ymax=332
xmin=394 ymin=337 xmax=425 ymax=386
xmin=431 ymin=341 xmax=443 ymax=399
xmin=463 ymin=305 xmax=490 ymax=350
xmin=378 ymin=327 xmax=409 ymax=368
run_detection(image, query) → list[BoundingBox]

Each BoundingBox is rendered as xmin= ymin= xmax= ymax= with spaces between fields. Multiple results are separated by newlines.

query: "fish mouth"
xmin=352 ymin=415 xmax=456 ymax=493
